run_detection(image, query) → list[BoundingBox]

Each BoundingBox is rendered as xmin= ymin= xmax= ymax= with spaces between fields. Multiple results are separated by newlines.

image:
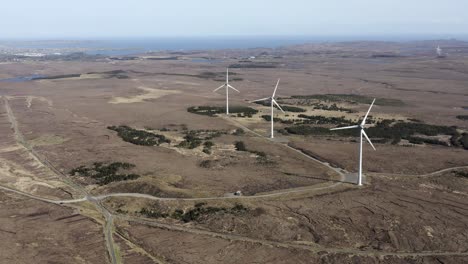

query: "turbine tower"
xmin=213 ymin=68 xmax=239 ymax=115
xmin=252 ymin=79 xmax=285 ymax=138
xmin=436 ymin=45 xmax=443 ymax=57
xmin=330 ymin=99 xmax=376 ymax=186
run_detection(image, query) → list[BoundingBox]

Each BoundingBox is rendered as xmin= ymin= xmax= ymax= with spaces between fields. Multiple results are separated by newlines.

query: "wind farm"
xmin=0 ymin=36 xmax=468 ymax=264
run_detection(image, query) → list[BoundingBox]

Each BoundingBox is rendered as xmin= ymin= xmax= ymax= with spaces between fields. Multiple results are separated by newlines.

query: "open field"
xmin=0 ymin=40 xmax=467 ymax=263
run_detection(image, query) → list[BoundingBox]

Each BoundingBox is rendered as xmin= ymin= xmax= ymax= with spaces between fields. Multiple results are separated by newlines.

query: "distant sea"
xmin=2 ymin=35 xmax=468 ymax=56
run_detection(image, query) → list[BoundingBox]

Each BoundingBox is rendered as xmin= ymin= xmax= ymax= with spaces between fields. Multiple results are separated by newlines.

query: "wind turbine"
xmin=213 ymin=68 xmax=239 ymax=115
xmin=252 ymin=79 xmax=285 ymax=138
xmin=330 ymin=99 xmax=376 ymax=186
xmin=436 ymin=45 xmax=443 ymax=57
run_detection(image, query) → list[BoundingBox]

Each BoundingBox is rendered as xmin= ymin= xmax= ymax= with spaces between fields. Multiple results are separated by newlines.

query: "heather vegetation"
xmin=69 ymin=162 xmax=140 ymax=185
xmin=108 ymin=125 xmax=170 ymax=146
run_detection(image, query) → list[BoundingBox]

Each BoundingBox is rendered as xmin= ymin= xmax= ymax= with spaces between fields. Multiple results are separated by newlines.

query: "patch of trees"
xmin=229 ymin=63 xmax=277 ymax=69
xmin=454 ymin=171 xmax=468 ymax=179
xmin=285 ymin=120 xmax=467 ymax=149
xmin=254 ymin=101 xmax=306 ymax=112
xmin=86 ymin=70 xmax=129 ymax=79
xmin=371 ymin=54 xmax=403 ymax=58
xmin=188 ymin=106 xmax=258 ymax=117
xmin=463 ymin=134 xmax=468 ymax=150
xmin=33 ymin=74 xmax=81 ymax=80
xmin=285 ymin=126 xmax=332 ymax=136
xmin=232 ymin=128 xmax=245 ymax=135
xmin=109 ymin=57 xmax=138 ymax=61
xmin=260 ymin=115 xmax=294 ymax=124
xmin=289 ymin=94 xmax=405 ymax=107
xmin=146 ymin=56 xmax=179 ymax=60
xmin=312 ymin=103 xmax=356 ymax=113
xmin=177 ymin=130 xmax=224 ymax=151
xmin=297 ymin=114 xmax=355 ymax=126
xmin=406 ymin=136 xmax=449 ymax=146
xmin=178 ymin=131 xmax=203 ymax=149
xmin=108 ymin=125 xmax=170 ymax=146
xmin=151 ymin=71 xmax=241 ymax=81
xmin=234 ymin=141 xmax=247 ymax=151
xmin=203 ymin=141 xmax=214 ymax=154
xmin=139 ymin=202 xmax=249 ymax=223
xmin=69 ymin=162 xmax=140 ymax=185
xmin=456 ymin=115 xmax=468 ymax=120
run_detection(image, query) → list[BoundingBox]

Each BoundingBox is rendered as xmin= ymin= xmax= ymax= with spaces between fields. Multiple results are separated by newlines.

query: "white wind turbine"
xmin=436 ymin=45 xmax=443 ymax=57
xmin=252 ymin=79 xmax=285 ymax=138
xmin=213 ymin=68 xmax=240 ymax=115
xmin=330 ymin=99 xmax=376 ymax=186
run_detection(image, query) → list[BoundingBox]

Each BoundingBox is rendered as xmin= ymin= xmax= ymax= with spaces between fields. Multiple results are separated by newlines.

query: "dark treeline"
xmin=286 ymin=120 xmax=467 ymax=149
xmin=188 ymin=106 xmax=258 ymax=117
xmin=312 ymin=103 xmax=356 ymax=113
xmin=288 ymin=94 xmax=405 ymax=106
xmin=69 ymin=162 xmax=140 ymax=185
xmin=140 ymin=202 xmax=249 ymax=223
xmin=254 ymin=101 xmax=306 ymax=112
xmin=108 ymin=125 xmax=170 ymax=146
xmin=297 ymin=114 xmax=355 ymax=126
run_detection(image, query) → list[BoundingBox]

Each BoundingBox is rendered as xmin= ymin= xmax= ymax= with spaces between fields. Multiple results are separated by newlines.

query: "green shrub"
xmin=460 ymin=133 xmax=468 ymax=150
xmin=235 ymin=141 xmax=247 ymax=151
xmin=233 ymin=128 xmax=245 ymax=135
xmin=454 ymin=171 xmax=468 ymax=179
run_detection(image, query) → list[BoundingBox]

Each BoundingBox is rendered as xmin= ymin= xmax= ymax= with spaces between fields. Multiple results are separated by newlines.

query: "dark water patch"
xmin=190 ymin=58 xmax=223 ymax=64
xmin=0 ymin=74 xmax=46 ymax=83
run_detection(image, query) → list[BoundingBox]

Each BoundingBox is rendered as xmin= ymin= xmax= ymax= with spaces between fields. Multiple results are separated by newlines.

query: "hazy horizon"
xmin=1 ymin=0 xmax=467 ymax=39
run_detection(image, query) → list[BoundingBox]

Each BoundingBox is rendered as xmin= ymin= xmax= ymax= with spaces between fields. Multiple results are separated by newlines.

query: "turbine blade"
xmin=228 ymin=84 xmax=240 ymax=93
xmin=272 ymin=79 xmax=280 ymax=97
xmin=251 ymin=97 xmax=270 ymax=103
xmin=226 ymin=68 xmax=229 ymax=83
xmin=273 ymin=100 xmax=285 ymax=113
xmin=213 ymin=84 xmax=225 ymax=92
xmin=330 ymin=125 xmax=359 ymax=131
xmin=361 ymin=98 xmax=376 ymax=126
xmin=362 ymin=130 xmax=376 ymax=150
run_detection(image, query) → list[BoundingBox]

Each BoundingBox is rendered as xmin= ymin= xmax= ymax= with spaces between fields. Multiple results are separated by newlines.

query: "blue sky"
xmin=2 ymin=0 xmax=468 ymax=38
